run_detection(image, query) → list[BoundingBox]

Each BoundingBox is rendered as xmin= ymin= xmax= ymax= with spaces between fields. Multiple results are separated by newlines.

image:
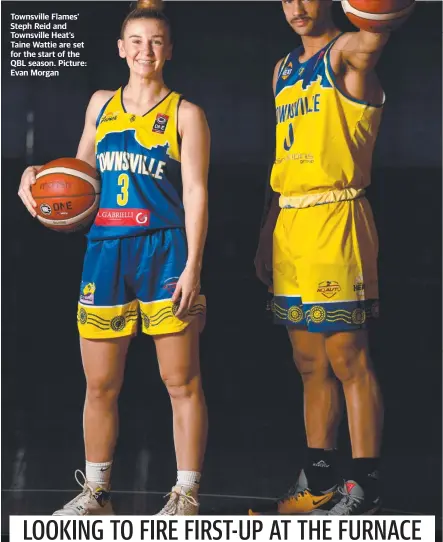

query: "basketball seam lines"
xmin=34 ymin=194 xmax=99 ymax=199
xmin=341 ymin=0 xmax=415 ymax=21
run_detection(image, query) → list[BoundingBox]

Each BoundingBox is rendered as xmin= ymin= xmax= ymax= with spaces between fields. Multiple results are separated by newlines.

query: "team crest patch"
xmin=80 ymin=282 xmax=96 ymax=305
xmin=152 ymin=113 xmax=169 ymax=134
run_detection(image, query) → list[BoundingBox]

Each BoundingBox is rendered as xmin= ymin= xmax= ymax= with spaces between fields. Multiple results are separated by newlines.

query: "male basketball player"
xmin=19 ymin=1 xmax=209 ymax=516
xmin=252 ymin=0 xmax=412 ymax=516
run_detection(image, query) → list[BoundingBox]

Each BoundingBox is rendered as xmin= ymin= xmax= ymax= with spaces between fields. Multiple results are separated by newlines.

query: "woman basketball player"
xmin=18 ymin=0 xmax=209 ymax=516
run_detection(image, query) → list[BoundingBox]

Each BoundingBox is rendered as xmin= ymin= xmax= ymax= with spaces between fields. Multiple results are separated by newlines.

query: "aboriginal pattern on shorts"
xmin=272 ymin=295 xmax=379 ymax=333
xmin=140 ymin=298 xmax=206 ymax=333
xmin=77 ymin=301 xmax=139 ymax=338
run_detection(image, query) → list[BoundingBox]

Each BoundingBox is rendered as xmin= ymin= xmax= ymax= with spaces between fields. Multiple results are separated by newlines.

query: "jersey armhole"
xmin=95 ymin=95 xmax=115 ymax=128
xmin=324 ymin=42 xmax=385 ymax=109
xmin=176 ymin=94 xmax=184 ymax=152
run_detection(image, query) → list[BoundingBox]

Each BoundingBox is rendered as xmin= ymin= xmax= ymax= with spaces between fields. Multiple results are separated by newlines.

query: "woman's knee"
xmin=81 ymin=337 xmax=129 ymax=405
xmin=86 ymin=377 xmax=122 ymax=405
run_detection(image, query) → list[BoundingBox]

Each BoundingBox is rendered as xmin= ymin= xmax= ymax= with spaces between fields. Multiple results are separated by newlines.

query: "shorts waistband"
xmin=279 ymin=188 xmax=365 ymax=209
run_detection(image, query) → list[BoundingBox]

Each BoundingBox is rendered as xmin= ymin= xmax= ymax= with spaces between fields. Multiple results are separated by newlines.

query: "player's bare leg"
xmin=81 ymin=336 xmax=131 ymax=463
xmin=53 ymin=336 xmax=131 ymax=516
xmin=249 ymin=329 xmax=342 ymax=515
xmin=316 ymin=329 xmax=384 ymax=515
xmin=326 ymin=330 xmax=383 ymax=457
xmin=289 ymin=329 xmax=343 ymax=450
xmin=154 ymin=318 xmax=207 ymax=515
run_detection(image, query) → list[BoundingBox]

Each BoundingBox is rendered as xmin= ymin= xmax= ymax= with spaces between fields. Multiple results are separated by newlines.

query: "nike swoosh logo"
xmin=100 ymin=466 xmax=111 ymax=472
xmin=312 ymin=496 xmax=330 ymax=506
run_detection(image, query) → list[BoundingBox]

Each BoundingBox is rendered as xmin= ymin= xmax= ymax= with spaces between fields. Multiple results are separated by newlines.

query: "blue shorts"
xmin=77 ymin=228 xmax=206 ymax=338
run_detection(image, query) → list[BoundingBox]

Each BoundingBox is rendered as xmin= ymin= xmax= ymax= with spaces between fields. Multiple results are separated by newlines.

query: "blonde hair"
xmin=120 ymin=0 xmax=171 ymax=40
xmin=136 ymin=0 xmax=164 ymax=10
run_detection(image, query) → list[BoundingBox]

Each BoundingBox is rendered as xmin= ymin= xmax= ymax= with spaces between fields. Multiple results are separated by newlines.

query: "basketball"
xmin=32 ymin=158 xmax=101 ymax=233
xmin=341 ymin=0 xmax=415 ymax=33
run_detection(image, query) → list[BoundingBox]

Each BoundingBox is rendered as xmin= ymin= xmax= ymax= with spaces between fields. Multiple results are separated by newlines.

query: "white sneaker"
xmin=53 ymin=470 xmax=114 ymax=516
xmin=156 ymin=485 xmax=199 ymax=516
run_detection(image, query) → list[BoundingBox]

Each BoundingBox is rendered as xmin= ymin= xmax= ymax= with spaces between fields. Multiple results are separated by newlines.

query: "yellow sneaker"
xmin=249 ymin=469 xmax=338 ymax=515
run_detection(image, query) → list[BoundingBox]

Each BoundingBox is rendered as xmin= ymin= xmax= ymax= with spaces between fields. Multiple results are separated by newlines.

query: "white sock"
xmin=85 ymin=460 xmax=112 ymax=490
xmin=176 ymin=471 xmax=201 ymax=494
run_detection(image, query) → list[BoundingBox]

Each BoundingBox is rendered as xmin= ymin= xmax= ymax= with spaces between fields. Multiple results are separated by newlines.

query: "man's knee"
xmin=293 ymin=348 xmax=331 ymax=384
xmin=289 ymin=330 xmax=330 ymax=384
xmin=326 ymin=332 xmax=372 ymax=384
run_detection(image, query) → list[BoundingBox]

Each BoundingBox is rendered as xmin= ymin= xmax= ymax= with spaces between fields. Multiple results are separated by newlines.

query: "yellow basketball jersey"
xmin=271 ymin=35 xmax=384 ymax=197
xmin=90 ymin=87 xmax=183 ymax=240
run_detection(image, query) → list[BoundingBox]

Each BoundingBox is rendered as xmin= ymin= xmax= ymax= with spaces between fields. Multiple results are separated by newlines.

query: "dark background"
xmin=2 ymin=0 xmax=442 ymax=533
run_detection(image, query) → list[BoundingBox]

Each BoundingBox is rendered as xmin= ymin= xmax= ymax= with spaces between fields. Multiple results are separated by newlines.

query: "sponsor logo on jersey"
xmin=281 ymin=61 xmax=293 ymax=80
xmin=94 ymin=208 xmax=151 ymax=227
xmin=274 ymin=153 xmax=315 ymax=165
xmin=80 ymin=282 xmax=96 ymax=305
xmin=152 ymin=113 xmax=169 ymax=134
xmin=353 ymin=275 xmax=365 ymax=298
xmin=100 ymin=111 xmax=118 ymax=124
xmin=162 ymin=277 xmax=179 ymax=294
xmin=317 ymin=280 xmax=341 ymax=299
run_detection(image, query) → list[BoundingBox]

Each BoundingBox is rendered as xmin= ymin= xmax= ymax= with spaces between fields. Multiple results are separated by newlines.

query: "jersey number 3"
xmin=117 ymin=174 xmax=129 ymax=206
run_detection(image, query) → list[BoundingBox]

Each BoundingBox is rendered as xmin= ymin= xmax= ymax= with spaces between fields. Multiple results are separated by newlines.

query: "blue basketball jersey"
xmin=88 ymin=88 xmax=184 ymax=240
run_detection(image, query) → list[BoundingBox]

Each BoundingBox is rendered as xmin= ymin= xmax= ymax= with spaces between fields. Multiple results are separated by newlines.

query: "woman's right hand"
xmin=18 ymin=165 xmax=41 ymax=217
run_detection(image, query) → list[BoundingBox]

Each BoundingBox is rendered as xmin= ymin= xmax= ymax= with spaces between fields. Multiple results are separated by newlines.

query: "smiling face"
xmin=118 ymin=17 xmax=172 ymax=77
xmin=281 ymin=0 xmax=333 ymax=37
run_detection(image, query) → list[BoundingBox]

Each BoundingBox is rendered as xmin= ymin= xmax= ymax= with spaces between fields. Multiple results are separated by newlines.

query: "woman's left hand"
xmin=171 ymin=264 xmax=201 ymax=319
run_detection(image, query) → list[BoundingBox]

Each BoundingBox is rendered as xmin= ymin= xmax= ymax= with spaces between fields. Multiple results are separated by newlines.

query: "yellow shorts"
xmin=272 ymin=196 xmax=379 ymax=332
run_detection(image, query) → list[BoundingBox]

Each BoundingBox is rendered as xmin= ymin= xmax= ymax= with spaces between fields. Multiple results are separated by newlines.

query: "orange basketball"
xmin=341 ymin=0 xmax=415 ymax=33
xmin=32 ymin=157 xmax=100 ymax=233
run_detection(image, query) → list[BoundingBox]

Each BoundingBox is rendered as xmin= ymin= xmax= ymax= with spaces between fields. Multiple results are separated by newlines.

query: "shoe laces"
xmin=74 ymin=469 xmax=90 ymax=490
xmin=328 ymin=486 xmax=363 ymax=516
xmin=158 ymin=488 xmax=198 ymax=515
xmin=62 ymin=470 xmax=95 ymax=512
